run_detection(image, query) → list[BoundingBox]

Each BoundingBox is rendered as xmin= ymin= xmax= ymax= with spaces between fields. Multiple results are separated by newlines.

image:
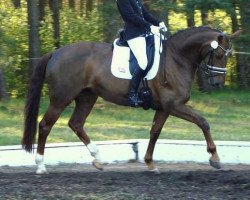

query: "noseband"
xmin=199 ymin=40 xmax=232 ymax=77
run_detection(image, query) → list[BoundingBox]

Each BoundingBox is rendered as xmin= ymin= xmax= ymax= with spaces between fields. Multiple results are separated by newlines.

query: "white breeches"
xmin=127 ymin=36 xmax=148 ymax=70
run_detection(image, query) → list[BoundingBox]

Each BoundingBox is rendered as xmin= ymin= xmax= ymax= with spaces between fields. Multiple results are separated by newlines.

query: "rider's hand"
xmin=150 ymin=25 xmax=160 ymax=35
xmin=159 ymin=22 xmax=168 ymax=32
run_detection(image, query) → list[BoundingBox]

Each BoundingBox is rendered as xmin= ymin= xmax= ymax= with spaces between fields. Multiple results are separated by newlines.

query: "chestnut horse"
xmin=22 ymin=26 xmax=240 ymax=174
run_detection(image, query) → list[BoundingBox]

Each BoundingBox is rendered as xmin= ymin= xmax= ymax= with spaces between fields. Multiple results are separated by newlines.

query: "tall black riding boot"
xmin=128 ymin=67 xmax=145 ymax=107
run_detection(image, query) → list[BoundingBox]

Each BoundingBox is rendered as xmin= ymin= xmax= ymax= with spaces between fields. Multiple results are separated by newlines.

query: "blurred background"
xmin=0 ymin=0 xmax=249 ymax=99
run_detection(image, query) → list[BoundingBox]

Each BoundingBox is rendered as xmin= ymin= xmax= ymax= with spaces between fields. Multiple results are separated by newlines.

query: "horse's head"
xmin=198 ymin=29 xmax=241 ymax=88
xmin=168 ymin=27 xmax=241 ymax=88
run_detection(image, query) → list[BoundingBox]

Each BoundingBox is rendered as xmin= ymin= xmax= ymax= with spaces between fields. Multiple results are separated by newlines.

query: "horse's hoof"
xmin=149 ymin=167 xmax=161 ymax=174
xmin=209 ymin=159 xmax=222 ymax=169
xmin=146 ymin=162 xmax=160 ymax=174
xmin=36 ymin=168 xmax=48 ymax=175
xmin=92 ymin=159 xmax=103 ymax=171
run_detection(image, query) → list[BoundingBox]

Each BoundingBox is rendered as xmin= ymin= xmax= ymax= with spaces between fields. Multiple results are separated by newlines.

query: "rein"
xmin=161 ymin=42 xmax=168 ymax=85
xmin=150 ymin=28 xmax=168 ymax=86
xmin=159 ymin=30 xmax=168 ymax=85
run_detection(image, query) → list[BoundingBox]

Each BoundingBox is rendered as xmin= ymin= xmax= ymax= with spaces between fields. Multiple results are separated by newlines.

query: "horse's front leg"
xmin=145 ymin=110 xmax=169 ymax=173
xmin=171 ymin=104 xmax=221 ymax=169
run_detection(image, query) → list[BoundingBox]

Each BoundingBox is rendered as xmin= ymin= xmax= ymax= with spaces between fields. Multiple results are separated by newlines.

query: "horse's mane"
xmin=160 ymin=26 xmax=224 ymax=70
xmin=167 ymin=26 xmax=223 ymax=41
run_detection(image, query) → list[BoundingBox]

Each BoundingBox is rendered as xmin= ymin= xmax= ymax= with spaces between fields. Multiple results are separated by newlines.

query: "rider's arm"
xmin=117 ymin=0 xmax=151 ymax=30
xmin=142 ymin=6 xmax=160 ymax=26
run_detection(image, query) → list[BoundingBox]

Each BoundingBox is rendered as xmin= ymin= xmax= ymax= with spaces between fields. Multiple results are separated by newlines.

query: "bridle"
xmin=199 ymin=40 xmax=232 ymax=78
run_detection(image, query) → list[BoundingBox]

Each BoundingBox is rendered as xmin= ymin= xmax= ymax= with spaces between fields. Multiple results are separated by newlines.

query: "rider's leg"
xmin=127 ymin=36 xmax=147 ymax=107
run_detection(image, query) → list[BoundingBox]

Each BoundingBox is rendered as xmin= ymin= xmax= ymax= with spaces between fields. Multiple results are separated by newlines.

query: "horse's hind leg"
xmin=144 ymin=110 xmax=169 ymax=173
xmin=36 ymin=103 xmax=65 ymax=174
xmin=68 ymin=89 xmax=102 ymax=170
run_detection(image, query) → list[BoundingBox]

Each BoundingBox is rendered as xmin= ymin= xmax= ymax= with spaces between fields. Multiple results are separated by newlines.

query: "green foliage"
xmin=99 ymin=0 xmax=122 ymax=42
xmin=0 ymin=90 xmax=249 ymax=145
xmin=0 ymin=0 xmax=28 ymax=97
xmin=193 ymin=0 xmax=232 ymax=10
xmin=0 ymin=1 xmax=105 ymax=97
xmin=39 ymin=9 xmax=55 ymax=54
xmin=59 ymin=7 xmax=104 ymax=45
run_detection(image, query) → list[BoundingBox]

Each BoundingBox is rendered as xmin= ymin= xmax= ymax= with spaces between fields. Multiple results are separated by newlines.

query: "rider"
xmin=116 ymin=0 xmax=167 ymax=107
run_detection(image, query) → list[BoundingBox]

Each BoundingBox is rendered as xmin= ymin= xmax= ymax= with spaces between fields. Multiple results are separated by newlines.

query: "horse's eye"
xmin=215 ymin=53 xmax=224 ymax=59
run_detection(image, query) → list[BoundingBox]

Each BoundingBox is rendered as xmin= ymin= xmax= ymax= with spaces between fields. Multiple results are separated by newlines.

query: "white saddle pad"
xmin=111 ymin=35 xmax=162 ymax=80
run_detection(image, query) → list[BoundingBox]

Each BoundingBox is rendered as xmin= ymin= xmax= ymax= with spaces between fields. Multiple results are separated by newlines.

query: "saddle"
xmin=116 ymin=33 xmax=156 ymax=76
xmin=111 ymin=32 xmax=163 ymax=110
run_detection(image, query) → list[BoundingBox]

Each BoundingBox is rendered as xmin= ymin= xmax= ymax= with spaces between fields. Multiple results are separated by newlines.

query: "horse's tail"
xmin=22 ymin=52 xmax=52 ymax=152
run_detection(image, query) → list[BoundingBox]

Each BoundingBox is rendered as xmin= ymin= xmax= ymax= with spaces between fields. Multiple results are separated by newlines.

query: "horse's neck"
xmin=163 ymin=37 xmax=200 ymax=90
xmin=168 ymin=30 xmax=215 ymax=71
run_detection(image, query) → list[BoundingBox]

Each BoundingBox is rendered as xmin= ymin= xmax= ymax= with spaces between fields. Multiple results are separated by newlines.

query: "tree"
xmin=86 ymin=0 xmax=93 ymax=17
xmin=100 ymin=0 xmax=121 ymax=43
xmin=0 ymin=69 xmax=7 ymax=101
xmin=69 ymin=0 xmax=75 ymax=9
xmin=235 ymin=0 xmax=250 ymax=88
xmin=27 ymin=0 xmax=41 ymax=75
xmin=162 ymin=0 xmax=177 ymax=28
xmin=49 ymin=0 xmax=60 ymax=48
xmin=11 ymin=0 xmax=21 ymax=9
xmin=200 ymin=6 xmax=209 ymax=25
xmin=185 ymin=0 xmax=195 ymax=27
xmin=39 ymin=0 xmax=47 ymax=22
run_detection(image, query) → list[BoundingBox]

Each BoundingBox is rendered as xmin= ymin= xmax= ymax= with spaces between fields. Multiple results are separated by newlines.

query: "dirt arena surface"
xmin=0 ymin=162 xmax=250 ymax=200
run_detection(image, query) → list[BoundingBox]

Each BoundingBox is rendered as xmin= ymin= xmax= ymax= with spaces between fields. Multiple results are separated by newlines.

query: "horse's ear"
xmin=229 ymin=30 xmax=242 ymax=40
xmin=217 ymin=34 xmax=224 ymax=44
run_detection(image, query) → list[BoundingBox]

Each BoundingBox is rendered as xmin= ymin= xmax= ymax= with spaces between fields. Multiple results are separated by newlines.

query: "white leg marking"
xmin=35 ymin=153 xmax=48 ymax=174
xmin=87 ymin=142 xmax=103 ymax=170
xmin=147 ymin=162 xmax=161 ymax=174
xmin=87 ymin=142 xmax=101 ymax=161
xmin=149 ymin=167 xmax=161 ymax=174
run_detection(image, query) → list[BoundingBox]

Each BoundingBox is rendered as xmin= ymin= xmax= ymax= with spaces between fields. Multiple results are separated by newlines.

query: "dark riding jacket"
xmin=116 ymin=0 xmax=160 ymax=41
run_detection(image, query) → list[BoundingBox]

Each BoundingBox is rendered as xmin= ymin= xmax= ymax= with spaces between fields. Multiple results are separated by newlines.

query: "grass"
xmin=0 ymin=89 xmax=250 ymax=146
